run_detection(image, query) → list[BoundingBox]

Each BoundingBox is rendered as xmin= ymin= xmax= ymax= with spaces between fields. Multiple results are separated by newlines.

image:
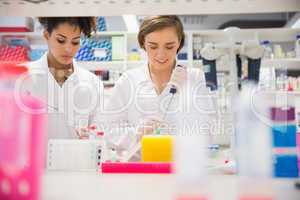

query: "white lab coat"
xmin=23 ymin=53 xmax=104 ymax=139
xmin=104 ymin=63 xmax=216 ymax=154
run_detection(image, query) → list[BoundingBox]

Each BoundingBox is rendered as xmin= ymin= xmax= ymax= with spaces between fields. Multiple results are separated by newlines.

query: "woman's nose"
xmin=156 ymin=49 xmax=167 ymax=59
xmin=65 ymin=44 xmax=72 ymax=54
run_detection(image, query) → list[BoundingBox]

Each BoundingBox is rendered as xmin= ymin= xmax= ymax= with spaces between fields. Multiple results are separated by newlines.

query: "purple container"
xmin=297 ymin=134 xmax=300 ymax=175
xmin=271 ymin=107 xmax=295 ymax=121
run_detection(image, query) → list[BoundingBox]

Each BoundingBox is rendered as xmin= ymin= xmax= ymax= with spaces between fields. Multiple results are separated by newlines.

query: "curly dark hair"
xmin=38 ymin=17 xmax=96 ymax=37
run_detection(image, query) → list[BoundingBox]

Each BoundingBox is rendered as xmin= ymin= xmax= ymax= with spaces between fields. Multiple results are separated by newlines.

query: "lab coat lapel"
xmin=134 ymin=65 xmax=160 ymax=116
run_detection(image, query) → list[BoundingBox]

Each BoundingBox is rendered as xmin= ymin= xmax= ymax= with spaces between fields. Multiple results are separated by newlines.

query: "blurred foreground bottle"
xmin=0 ymin=62 xmax=47 ymax=200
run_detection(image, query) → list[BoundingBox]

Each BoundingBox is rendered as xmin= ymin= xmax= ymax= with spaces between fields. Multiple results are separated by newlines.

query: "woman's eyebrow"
xmin=72 ymin=36 xmax=81 ymax=40
xmin=56 ymin=34 xmax=80 ymax=40
xmin=165 ymin=42 xmax=176 ymax=45
xmin=56 ymin=34 xmax=66 ymax=38
xmin=148 ymin=42 xmax=158 ymax=45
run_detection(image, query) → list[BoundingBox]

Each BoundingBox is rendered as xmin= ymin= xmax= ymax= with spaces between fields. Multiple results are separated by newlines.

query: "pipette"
xmin=161 ymin=85 xmax=177 ymax=122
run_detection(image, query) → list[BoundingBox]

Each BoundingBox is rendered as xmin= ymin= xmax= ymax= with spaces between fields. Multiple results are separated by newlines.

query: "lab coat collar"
xmin=143 ymin=60 xmax=179 ymax=83
xmin=142 ymin=60 xmax=179 ymax=96
xmin=144 ymin=63 xmax=152 ymax=82
xmin=38 ymin=52 xmax=80 ymax=82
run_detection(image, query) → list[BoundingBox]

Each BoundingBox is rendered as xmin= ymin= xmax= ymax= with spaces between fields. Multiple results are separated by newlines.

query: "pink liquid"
xmin=0 ymin=92 xmax=46 ymax=200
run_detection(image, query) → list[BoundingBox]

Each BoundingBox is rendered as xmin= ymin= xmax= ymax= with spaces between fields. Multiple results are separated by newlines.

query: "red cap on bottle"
xmin=0 ymin=62 xmax=28 ymax=79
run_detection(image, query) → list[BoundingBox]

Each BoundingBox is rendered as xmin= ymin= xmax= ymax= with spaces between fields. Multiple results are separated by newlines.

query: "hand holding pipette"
xmin=75 ymin=124 xmax=104 ymax=139
xmin=136 ymin=117 xmax=163 ymax=136
xmin=122 ymin=65 xmax=187 ymax=161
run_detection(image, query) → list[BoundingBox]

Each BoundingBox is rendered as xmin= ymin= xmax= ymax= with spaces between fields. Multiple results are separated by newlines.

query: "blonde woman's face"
xmin=144 ymin=27 xmax=180 ymax=71
xmin=44 ymin=22 xmax=81 ymax=65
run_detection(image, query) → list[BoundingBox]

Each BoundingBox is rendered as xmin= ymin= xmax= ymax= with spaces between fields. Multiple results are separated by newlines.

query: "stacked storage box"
xmin=0 ymin=36 xmax=30 ymax=61
xmin=29 ymin=45 xmax=48 ymax=61
xmin=0 ymin=17 xmax=34 ymax=32
xmin=0 ymin=45 xmax=29 ymax=61
xmin=29 ymin=49 xmax=47 ymax=61
xmin=75 ymin=36 xmax=112 ymax=61
xmin=96 ymin=17 xmax=107 ymax=32
xmin=271 ymin=107 xmax=299 ymax=178
xmin=298 ymin=132 xmax=300 ymax=175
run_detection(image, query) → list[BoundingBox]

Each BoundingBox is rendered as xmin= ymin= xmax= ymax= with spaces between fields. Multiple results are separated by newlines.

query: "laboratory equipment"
xmin=141 ymin=135 xmax=174 ymax=162
xmin=261 ymin=40 xmax=273 ymax=59
xmin=162 ymin=64 xmax=185 ymax=121
xmin=295 ymin=180 xmax=300 ymax=190
xmin=0 ymin=62 xmax=47 ymax=200
xmin=235 ymin=84 xmax=274 ymax=200
xmin=174 ymin=107 xmax=210 ymax=200
xmin=200 ymin=43 xmax=222 ymax=91
xmin=101 ymin=162 xmax=172 ymax=174
xmin=235 ymin=83 xmax=272 ymax=177
xmin=295 ymin=34 xmax=300 ymax=58
xmin=121 ymin=65 xmax=184 ymax=162
xmin=47 ymin=139 xmax=104 ymax=171
xmin=271 ymin=106 xmax=299 ymax=178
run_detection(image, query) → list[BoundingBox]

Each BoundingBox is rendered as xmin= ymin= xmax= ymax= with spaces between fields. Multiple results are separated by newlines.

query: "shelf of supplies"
xmin=0 ymin=32 xmax=42 ymax=37
xmin=1 ymin=0 xmax=300 ymax=16
xmin=0 ymin=32 xmax=44 ymax=44
xmin=261 ymin=90 xmax=300 ymax=95
xmin=192 ymin=58 xmax=300 ymax=72
xmin=93 ymin=31 xmax=126 ymax=37
xmin=192 ymin=60 xmax=230 ymax=72
xmin=261 ymin=58 xmax=300 ymax=70
xmin=0 ymin=31 xmax=127 ymax=38
xmin=190 ymin=28 xmax=300 ymax=43
xmin=177 ymin=60 xmax=189 ymax=65
xmin=77 ymin=61 xmax=125 ymax=71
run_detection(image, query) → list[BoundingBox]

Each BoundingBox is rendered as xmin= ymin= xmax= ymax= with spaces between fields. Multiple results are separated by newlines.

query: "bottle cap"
xmin=261 ymin=40 xmax=270 ymax=45
xmin=0 ymin=62 xmax=28 ymax=79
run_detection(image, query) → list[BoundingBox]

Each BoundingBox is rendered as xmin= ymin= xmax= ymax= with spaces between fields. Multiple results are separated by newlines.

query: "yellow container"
xmin=141 ymin=135 xmax=173 ymax=162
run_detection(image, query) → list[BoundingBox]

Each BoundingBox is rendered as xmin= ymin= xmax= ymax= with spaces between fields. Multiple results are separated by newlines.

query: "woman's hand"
xmin=136 ymin=117 xmax=162 ymax=136
xmin=75 ymin=127 xmax=89 ymax=139
xmin=75 ymin=124 xmax=99 ymax=139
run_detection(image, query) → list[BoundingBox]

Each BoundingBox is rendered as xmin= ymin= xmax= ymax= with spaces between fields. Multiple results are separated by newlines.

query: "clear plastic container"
xmin=295 ymin=34 xmax=300 ymax=58
xmin=261 ymin=40 xmax=274 ymax=59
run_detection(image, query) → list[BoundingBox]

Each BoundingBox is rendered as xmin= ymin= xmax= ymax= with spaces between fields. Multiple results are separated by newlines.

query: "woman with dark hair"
xmin=25 ymin=17 xmax=103 ymax=139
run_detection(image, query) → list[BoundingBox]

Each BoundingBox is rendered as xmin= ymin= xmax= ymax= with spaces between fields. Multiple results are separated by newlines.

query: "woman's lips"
xmin=155 ymin=59 xmax=168 ymax=64
xmin=62 ymin=55 xmax=72 ymax=59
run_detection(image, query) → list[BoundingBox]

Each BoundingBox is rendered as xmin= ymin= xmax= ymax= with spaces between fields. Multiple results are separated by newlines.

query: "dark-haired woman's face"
xmin=144 ymin=27 xmax=180 ymax=72
xmin=44 ymin=22 xmax=81 ymax=65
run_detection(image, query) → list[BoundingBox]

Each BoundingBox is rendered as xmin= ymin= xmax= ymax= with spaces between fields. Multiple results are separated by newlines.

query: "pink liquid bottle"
xmin=0 ymin=62 xmax=47 ymax=200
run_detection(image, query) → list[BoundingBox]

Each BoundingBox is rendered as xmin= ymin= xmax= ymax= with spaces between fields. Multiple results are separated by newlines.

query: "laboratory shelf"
xmin=261 ymin=58 xmax=300 ymax=70
xmin=1 ymin=0 xmax=300 ymax=16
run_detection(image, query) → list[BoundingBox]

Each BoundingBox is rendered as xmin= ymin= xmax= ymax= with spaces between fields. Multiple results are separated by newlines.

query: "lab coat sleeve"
xmin=88 ymin=75 xmax=105 ymax=127
xmin=103 ymin=73 xmax=139 ymax=151
xmin=184 ymin=68 xmax=217 ymax=143
xmin=104 ymin=72 xmax=133 ymax=123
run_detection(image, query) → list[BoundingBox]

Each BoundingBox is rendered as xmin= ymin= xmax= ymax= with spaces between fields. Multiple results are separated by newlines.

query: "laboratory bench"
xmin=42 ymin=171 xmax=300 ymax=200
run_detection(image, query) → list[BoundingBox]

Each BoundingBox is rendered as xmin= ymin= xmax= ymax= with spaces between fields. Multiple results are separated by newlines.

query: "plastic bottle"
xmin=261 ymin=40 xmax=273 ymax=59
xmin=175 ymin=110 xmax=209 ymax=199
xmin=0 ymin=62 xmax=47 ymax=200
xmin=295 ymin=34 xmax=300 ymax=58
xmin=235 ymin=83 xmax=274 ymax=199
xmin=235 ymin=83 xmax=272 ymax=177
xmin=128 ymin=48 xmax=141 ymax=61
